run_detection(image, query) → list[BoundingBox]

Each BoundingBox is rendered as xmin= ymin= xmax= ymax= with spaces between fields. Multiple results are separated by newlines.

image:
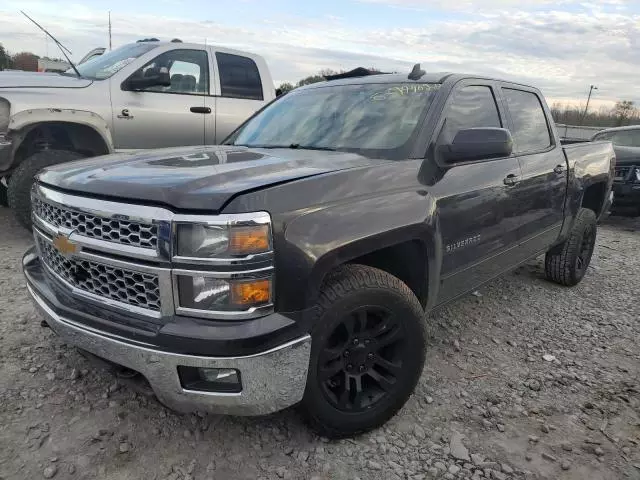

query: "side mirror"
xmin=439 ymin=127 xmax=513 ymax=165
xmin=123 ymin=68 xmax=171 ymax=91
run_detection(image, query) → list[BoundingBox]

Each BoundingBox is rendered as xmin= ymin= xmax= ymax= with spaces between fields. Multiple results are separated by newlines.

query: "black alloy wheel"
xmin=319 ymin=306 xmax=404 ymax=413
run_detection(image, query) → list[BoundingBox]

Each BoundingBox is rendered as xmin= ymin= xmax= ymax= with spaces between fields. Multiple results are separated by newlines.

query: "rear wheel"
xmin=545 ymin=207 xmax=597 ymax=286
xmin=301 ymin=265 xmax=428 ymax=438
xmin=7 ymin=150 xmax=86 ymax=230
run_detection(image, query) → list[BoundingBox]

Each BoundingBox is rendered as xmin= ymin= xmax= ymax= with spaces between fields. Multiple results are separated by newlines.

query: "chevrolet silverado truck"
xmin=23 ymin=67 xmax=615 ymax=438
xmin=0 ymin=40 xmax=275 ymax=228
xmin=591 ymin=125 xmax=640 ymax=216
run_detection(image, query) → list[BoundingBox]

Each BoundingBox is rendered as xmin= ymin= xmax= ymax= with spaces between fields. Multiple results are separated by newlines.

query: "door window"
xmin=129 ymin=49 xmax=209 ymax=95
xmin=439 ymin=85 xmax=502 ymax=145
xmin=216 ymin=52 xmax=263 ymax=100
xmin=503 ymin=88 xmax=551 ymax=153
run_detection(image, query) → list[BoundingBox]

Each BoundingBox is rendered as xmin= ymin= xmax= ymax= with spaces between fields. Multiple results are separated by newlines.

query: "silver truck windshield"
xmin=228 ymin=82 xmax=441 ymax=160
xmin=69 ymin=43 xmax=159 ymax=80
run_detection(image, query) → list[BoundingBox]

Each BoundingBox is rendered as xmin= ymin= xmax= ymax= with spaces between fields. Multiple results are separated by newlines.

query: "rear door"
xmin=499 ymin=85 xmax=566 ymax=255
xmin=110 ymin=48 xmax=209 ymax=150
xmin=432 ymin=80 xmax=524 ymax=303
xmin=212 ymin=51 xmax=266 ymax=143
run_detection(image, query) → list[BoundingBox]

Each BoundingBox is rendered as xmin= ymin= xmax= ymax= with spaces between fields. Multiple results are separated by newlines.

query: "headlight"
xmin=172 ymin=212 xmax=274 ymax=319
xmin=175 ymin=273 xmax=273 ymax=315
xmin=635 ymin=167 xmax=640 ymax=183
xmin=176 ymin=223 xmax=271 ymax=258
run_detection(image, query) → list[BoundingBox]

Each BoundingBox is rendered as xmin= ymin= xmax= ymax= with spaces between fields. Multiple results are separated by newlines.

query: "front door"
xmin=500 ymin=86 xmax=566 ymax=257
xmin=110 ymin=48 xmax=211 ymax=150
xmin=427 ymin=82 xmax=524 ymax=304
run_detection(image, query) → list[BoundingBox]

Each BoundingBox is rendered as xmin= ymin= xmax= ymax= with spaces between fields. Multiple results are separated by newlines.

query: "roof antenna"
xmin=408 ymin=63 xmax=426 ymax=80
xmin=20 ymin=10 xmax=82 ymax=78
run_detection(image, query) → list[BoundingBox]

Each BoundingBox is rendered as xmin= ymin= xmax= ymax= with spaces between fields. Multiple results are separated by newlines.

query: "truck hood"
xmin=37 ymin=145 xmax=383 ymax=211
xmin=613 ymin=145 xmax=640 ymax=166
xmin=0 ymin=71 xmax=93 ymax=89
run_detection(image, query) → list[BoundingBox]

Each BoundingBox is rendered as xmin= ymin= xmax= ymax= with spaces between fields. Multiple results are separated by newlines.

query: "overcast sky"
xmin=1 ymin=0 xmax=638 ymax=108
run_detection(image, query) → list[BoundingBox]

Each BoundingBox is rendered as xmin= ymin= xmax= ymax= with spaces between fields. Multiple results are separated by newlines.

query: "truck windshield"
xmin=227 ymin=82 xmax=441 ymax=160
xmin=68 ymin=43 xmax=160 ymax=80
xmin=593 ymin=129 xmax=640 ymax=147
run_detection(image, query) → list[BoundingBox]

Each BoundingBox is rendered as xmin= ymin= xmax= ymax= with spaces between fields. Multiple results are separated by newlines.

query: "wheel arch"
xmin=277 ymin=222 xmax=442 ymax=317
xmin=8 ymin=110 xmax=113 ymax=169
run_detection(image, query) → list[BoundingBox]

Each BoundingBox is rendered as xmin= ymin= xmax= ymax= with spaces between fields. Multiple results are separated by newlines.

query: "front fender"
xmin=275 ymin=190 xmax=442 ymax=315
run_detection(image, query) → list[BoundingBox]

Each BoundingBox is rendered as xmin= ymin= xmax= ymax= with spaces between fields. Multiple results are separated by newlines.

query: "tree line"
xmin=550 ymin=101 xmax=639 ymax=128
xmin=0 ymin=43 xmax=41 ymax=71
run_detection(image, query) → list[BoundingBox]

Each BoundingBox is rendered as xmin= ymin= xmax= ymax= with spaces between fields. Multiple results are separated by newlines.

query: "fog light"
xmin=199 ymin=368 xmax=239 ymax=383
xmin=177 ymin=366 xmax=242 ymax=393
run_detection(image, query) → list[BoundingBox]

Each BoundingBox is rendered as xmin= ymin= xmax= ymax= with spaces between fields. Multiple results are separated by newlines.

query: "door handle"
xmin=553 ymin=164 xmax=566 ymax=174
xmin=190 ymin=106 xmax=211 ymax=114
xmin=503 ymin=174 xmax=520 ymax=186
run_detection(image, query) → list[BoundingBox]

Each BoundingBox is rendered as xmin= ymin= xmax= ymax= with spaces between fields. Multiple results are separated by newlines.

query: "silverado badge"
xmin=52 ymin=233 xmax=79 ymax=258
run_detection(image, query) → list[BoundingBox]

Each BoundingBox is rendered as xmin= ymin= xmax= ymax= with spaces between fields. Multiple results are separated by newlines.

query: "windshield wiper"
xmin=233 ymin=143 xmax=338 ymax=151
xmin=288 ymin=144 xmax=337 ymax=151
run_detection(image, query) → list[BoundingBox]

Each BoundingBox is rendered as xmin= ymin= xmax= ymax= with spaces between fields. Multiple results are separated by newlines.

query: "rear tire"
xmin=544 ymin=207 xmax=597 ymax=286
xmin=301 ymin=264 xmax=429 ymax=438
xmin=7 ymin=150 xmax=86 ymax=230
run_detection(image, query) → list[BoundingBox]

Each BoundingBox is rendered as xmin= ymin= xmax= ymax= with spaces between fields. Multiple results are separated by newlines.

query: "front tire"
xmin=7 ymin=150 xmax=86 ymax=230
xmin=545 ymin=207 xmax=597 ymax=286
xmin=301 ymin=265 xmax=428 ymax=438
xmin=0 ymin=180 xmax=7 ymax=207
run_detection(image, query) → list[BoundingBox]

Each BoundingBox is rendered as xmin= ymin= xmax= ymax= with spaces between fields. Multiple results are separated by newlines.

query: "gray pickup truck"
xmin=23 ymin=68 xmax=615 ymax=437
xmin=0 ymin=40 xmax=275 ymax=228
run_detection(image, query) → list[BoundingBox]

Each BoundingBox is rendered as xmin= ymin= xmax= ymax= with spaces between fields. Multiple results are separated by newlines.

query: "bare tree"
xmin=613 ymin=100 xmax=636 ymax=127
xmin=12 ymin=52 xmax=39 ymax=71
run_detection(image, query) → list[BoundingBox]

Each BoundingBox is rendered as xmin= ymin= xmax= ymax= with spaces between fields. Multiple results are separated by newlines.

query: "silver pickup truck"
xmin=0 ymin=40 xmax=275 ymax=228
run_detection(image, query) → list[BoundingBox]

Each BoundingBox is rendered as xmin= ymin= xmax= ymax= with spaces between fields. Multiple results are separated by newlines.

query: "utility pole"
xmin=108 ymin=11 xmax=112 ymax=50
xmin=581 ymin=85 xmax=598 ymax=124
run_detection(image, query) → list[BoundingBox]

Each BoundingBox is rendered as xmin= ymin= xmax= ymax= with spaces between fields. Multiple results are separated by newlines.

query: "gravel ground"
xmin=1 ymin=206 xmax=639 ymax=480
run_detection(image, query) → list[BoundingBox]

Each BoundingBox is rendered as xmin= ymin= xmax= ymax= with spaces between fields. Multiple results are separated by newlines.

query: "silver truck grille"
xmin=32 ymin=197 xmax=158 ymax=249
xmin=37 ymin=236 xmax=161 ymax=311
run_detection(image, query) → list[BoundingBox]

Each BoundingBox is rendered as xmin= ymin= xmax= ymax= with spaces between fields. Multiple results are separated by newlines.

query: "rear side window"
xmin=216 ymin=52 xmax=263 ymax=100
xmin=439 ymin=85 xmax=502 ymax=144
xmin=503 ymin=88 xmax=551 ymax=153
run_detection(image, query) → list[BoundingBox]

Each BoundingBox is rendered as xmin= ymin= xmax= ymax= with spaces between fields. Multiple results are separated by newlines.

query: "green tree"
xmin=276 ymin=82 xmax=295 ymax=96
xmin=0 ymin=43 xmax=12 ymax=70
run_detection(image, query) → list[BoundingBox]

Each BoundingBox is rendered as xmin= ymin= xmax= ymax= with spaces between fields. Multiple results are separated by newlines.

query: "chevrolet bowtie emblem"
xmin=52 ymin=233 xmax=79 ymax=258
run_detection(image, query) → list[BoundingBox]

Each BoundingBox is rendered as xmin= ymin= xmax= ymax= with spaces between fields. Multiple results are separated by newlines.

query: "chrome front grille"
xmin=37 ymin=236 xmax=161 ymax=311
xmin=32 ymin=196 xmax=158 ymax=249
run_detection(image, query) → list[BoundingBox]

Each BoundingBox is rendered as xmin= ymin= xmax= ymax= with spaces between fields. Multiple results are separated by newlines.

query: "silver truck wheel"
xmin=7 ymin=150 xmax=86 ymax=230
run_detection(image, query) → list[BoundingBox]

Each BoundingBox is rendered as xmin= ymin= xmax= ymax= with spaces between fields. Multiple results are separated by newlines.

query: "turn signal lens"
xmin=229 ymin=225 xmax=271 ymax=254
xmin=231 ymin=279 xmax=272 ymax=306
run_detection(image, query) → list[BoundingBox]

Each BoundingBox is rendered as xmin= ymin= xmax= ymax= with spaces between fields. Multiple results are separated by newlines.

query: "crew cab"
xmin=0 ymin=40 xmax=275 ymax=228
xmin=22 ymin=67 xmax=615 ymax=438
xmin=591 ymin=125 xmax=640 ymax=216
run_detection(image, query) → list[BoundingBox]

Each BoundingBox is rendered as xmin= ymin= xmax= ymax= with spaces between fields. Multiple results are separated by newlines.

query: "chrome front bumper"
xmin=27 ymin=283 xmax=312 ymax=416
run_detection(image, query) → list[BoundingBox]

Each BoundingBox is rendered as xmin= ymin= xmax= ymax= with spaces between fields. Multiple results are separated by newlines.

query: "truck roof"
xmin=297 ymin=71 xmax=541 ymax=92
xmin=135 ymin=41 xmax=267 ymax=61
